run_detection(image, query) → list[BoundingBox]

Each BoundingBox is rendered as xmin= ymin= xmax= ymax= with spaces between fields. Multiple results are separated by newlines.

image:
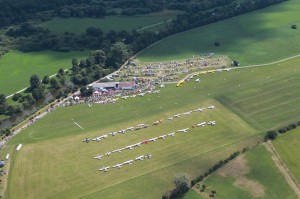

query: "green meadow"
xmin=41 ymin=11 xmax=180 ymax=34
xmin=5 ymin=55 xmax=300 ymax=198
xmin=273 ymin=128 xmax=300 ymax=183
xmin=0 ymin=50 xmax=87 ymax=96
xmin=186 ymin=145 xmax=296 ymax=199
xmin=137 ymin=0 xmax=300 ymax=66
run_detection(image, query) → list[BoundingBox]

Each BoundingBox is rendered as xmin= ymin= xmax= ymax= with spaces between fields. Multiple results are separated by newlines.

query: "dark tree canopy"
xmin=30 ymin=74 xmax=41 ymax=89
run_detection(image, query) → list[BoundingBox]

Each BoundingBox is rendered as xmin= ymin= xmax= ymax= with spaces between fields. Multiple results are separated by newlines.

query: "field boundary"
xmin=265 ymin=142 xmax=300 ymax=198
xmin=137 ymin=19 xmax=173 ymax=32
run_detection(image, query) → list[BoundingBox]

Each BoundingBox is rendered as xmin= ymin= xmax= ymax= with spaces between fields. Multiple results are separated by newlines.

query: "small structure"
xmin=0 ymin=160 xmax=5 ymax=168
xmin=16 ymin=144 xmax=22 ymax=151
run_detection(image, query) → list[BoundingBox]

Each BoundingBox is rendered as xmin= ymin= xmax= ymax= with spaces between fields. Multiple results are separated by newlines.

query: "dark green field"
xmin=137 ymin=0 xmax=300 ymax=66
xmin=41 ymin=10 xmax=181 ymax=34
xmin=0 ymin=50 xmax=87 ymax=96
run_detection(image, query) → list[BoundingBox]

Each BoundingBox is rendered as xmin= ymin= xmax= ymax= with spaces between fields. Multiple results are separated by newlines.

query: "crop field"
xmin=0 ymin=50 xmax=87 ymax=96
xmin=187 ymin=145 xmax=297 ymax=199
xmin=137 ymin=0 xmax=300 ymax=66
xmin=4 ymin=54 xmax=300 ymax=198
xmin=41 ymin=10 xmax=181 ymax=34
xmin=273 ymin=128 xmax=300 ymax=184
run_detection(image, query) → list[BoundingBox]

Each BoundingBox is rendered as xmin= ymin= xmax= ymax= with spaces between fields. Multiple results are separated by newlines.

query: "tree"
xmin=214 ymin=41 xmax=220 ymax=46
xmin=232 ymin=60 xmax=239 ymax=66
xmin=201 ymin=184 xmax=206 ymax=192
xmin=91 ymin=50 xmax=106 ymax=66
xmin=106 ymin=42 xmax=129 ymax=69
xmin=291 ymin=24 xmax=297 ymax=29
xmin=50 ymin=78 xmax=61 ymax=89
xmin=58 ymin=68 xmax=65 ymax=75
xmin=210 ymin=190 xmax=217 ymax=197
xmin=12 ymin=93 xmax=22 ymax=101
xmin=0 ymin=93 xmax=6 ymax=105
xmin=32 ymin=86 xmax=45 ymax=100
xmin=86 ymin=27 xmax=103 ymax=37
xmin=30 ymin=74 xmax=41 ymax=89
xmin=71 ymin=65 xmax=80 ymax=74
xmin=173 ymin=173 xmax=190 ymax=196
xmin=0 ymin=93 xmax=7 ymax=114
xmin=80 ymin=86 xmax=93 ymax=97
xmin=72 ymin=57 xmax=78 ymax=66
xmin=265 ymin=130 xmax=278 ymax=141
xmin=6 ymin=104 xmax=23 ymax=116
xmin=42 ymin=75 xmax=50 ymax=84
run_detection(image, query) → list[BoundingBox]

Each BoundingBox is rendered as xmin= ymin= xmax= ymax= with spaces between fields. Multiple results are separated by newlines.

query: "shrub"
xmin=214 ymin=41 xmax=220 ymax=46
xmin=291 ymin=24 xmax=297 ymax=29
xmin=12 ymin=93 xmax=21 ymax=101
xmin=265 ymin=130 xmax=278 ymax=140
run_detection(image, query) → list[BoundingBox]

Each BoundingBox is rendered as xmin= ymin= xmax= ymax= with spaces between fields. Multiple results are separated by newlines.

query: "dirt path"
xmin=264 ymin=142 xmax=300 ymax=198
xmin=137 ymin=19 xmax=173 ymax=32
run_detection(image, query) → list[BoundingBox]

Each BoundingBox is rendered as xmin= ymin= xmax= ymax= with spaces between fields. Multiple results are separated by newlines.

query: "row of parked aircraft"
xmin=99 ymin=154 xmax=153 ymax=172
xmin=196 ymin=121 xmax=216 ymax=127
xmin=167 ymin=105 xmax=214 ymax=121
xmin=83 ymin=124 xmax=150 ymax=143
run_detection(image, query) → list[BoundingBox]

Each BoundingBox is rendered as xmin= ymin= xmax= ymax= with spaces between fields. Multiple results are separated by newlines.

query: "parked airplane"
xmin=82 ymin=138 xmax=91 ymax=143
xmin=197 ymin=122 xmax=206 ymax=127
xmin=112 ymin=164 xmax=122 ymax=168
xmin=135 ymin=155 xmax=145 ymax=161
xmin=177 ymin=128 xmax=189 ymax=133
xmin=94 ymin=155 xmax=103 ymax=160
xmin=99 ymin=166 xmax=109 ymax=172
xmin=168 ymin=117 xmax=173 ymax=120
xmin=168 ymin=132 xmax=175 ymax=136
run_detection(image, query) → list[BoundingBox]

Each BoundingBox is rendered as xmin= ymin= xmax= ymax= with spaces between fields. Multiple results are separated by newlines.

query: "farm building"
xmin=92 ymin=82 xmax=119 ymax=91
xmin=92 ymin=81 xmax=135 ymax=91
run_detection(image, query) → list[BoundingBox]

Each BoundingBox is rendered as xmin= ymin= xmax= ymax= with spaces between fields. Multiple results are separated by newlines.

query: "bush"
xmin=278 ymin=127 xmax=287 ymax=134
xmin=214 ymin=41 xmax=220 ymax=46
xmin=265 ymin=130 xmax=278 ymax=140
xmin=232 ymin=60 xmax=239 ymax=66
xmin=291 ymin=24 xmax=297 ymax=29
xmin=287 ymin=123 xmax=297 ymax=130
xmin=12 ymin=93 xmax=22 ymax=101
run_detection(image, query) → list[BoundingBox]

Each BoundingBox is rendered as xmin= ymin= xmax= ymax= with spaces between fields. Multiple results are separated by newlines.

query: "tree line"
xmin=162 ymin=150 xmax=245 ymax=199
xmin=265 ymin=121 xmax=300 ymax=141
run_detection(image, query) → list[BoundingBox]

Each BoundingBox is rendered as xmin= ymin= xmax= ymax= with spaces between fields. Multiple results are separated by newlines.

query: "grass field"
xmin=273 ymin=128 xmax=300 ymax=184
xmin=137 ymin=0 xmax=300 ymax=65
xmin=6 ymin=99 xmax=260 ymax=199
xmin=41 ymin=10 xmax=180 ymax=34
xmin=187 ymin=145 xmax=297 ymax=199
xmin=184 ymin=189 xmax=203 ymax=199
xmin=5 ymin=55 xmax=300 ymax=198
xmin=0 ymin=50 xmax=87 ymax=96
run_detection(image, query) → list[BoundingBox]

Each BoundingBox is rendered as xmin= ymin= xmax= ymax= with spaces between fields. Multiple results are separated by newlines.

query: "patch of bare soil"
xmin=234 ymin=177 xmax=265 ymax=197
xmin=218 ymin=155 xmax=265 ymax=197
xmin=218 ymin=156 xmax=250 ymax=177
